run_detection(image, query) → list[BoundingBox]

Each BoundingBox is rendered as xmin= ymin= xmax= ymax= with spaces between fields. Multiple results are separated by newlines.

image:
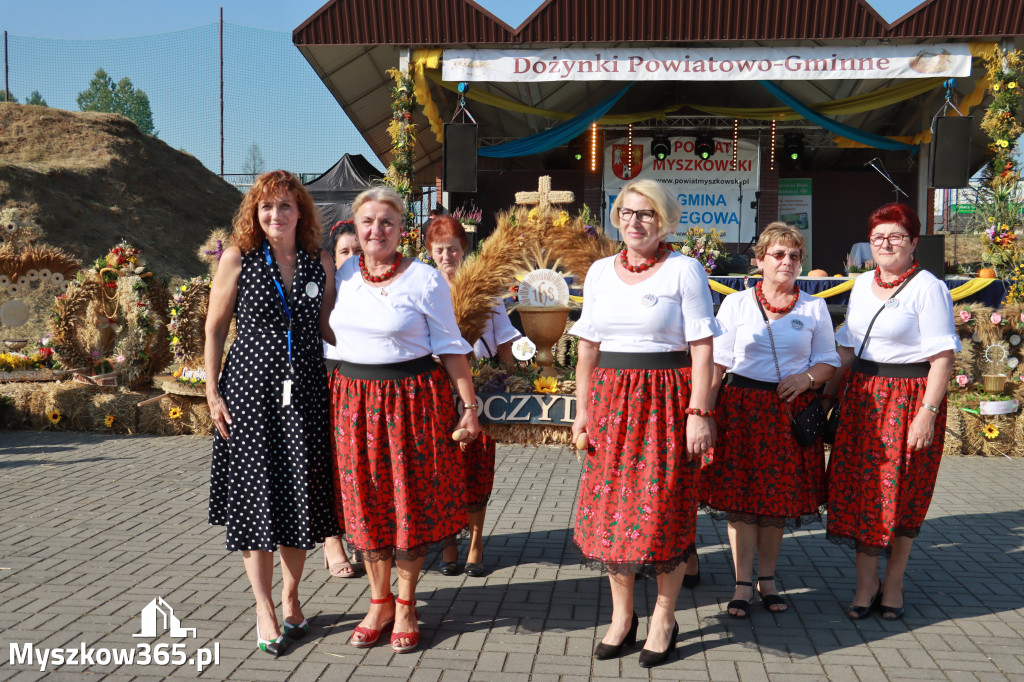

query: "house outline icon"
xmin=133 ymin=597 xmax=197 ymax=638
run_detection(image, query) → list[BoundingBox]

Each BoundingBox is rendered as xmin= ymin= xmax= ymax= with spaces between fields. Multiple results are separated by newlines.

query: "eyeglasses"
xmin=618 ymin=207 xmax=657 ymax=223
xmin=869 ymin=233 xmax=910 ymax=246
xmin=766 ymin=250 xmax=803 ymax=262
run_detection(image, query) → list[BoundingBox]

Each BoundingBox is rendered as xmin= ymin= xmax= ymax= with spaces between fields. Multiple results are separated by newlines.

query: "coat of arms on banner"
xmin=611 ymin=144 xmax=643 ymax=181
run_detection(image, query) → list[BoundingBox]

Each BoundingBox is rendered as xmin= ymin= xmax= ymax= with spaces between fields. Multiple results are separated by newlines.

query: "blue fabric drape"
xmin=478 ymin=85 xmax=632 ymax=158
xmin=759 ymin=81 xmax=919 ymax=153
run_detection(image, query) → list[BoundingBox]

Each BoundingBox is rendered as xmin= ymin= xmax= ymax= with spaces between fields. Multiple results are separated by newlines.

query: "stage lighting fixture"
xmin=651 ymin=133 xmax=671 ymax=161
xmin=568 ymin=138 xmax=584 ymax=162
xmin=694 ymin=132 xmax=715 ymax=160
xmin=784 ymin=133 xmax=804 ymax=161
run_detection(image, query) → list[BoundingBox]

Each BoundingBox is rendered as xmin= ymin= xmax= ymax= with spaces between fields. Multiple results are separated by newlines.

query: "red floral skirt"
xmin=462 ymin=433 xmax=495 ymax=513
xmin=826 ymin=369 xmax=946 ymax=555
xmin=574 ymin=367 xmax=697 ymax=574
xmin=700 ymin=383 xmax=825 ymax=526
xmin=329 ymin=365 xmax=467 ymax=561
xmin=326 ymin=369 xmax=346 ymax=531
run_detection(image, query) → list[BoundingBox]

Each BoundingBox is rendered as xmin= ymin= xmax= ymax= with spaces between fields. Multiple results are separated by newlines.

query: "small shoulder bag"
xmin=755 ymin=295 xmax=826 ymax=448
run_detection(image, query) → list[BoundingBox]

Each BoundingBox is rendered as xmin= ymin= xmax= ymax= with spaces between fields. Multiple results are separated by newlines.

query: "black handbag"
xmin=755 ymin=296 xmax=826 ymax=447
xmin=823 ymin=268 xmax=922 ymax=446
xmin=790 ymin=394 xmax=827 ymax=447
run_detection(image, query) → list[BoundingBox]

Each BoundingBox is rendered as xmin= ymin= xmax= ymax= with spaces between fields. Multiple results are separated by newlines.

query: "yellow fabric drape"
xmin=526 ymin=276 xmax=994 ymax=305
xmin=418 ymin=42 xmax=997 ymax=147
xmin=949 ymin=277 xmax=998 ymax=301
xmin=708 ymin=278 xmax=855 ymax=298
xmin=834 ymin=42 xmax=997 ymax=149
xmin=692 ymin=77 xmax=945 ymax=120
xmin=411 ymin=49 xmax=445 ymax=143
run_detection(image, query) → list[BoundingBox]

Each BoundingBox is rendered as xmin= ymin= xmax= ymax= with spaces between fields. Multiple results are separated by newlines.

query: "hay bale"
xmin=0 ymin=380 xmax=211 ymax=435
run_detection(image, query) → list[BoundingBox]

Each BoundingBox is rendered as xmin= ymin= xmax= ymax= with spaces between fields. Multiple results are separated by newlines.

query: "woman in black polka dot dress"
xmin=205 ymin=171 xmax=341 ymax=657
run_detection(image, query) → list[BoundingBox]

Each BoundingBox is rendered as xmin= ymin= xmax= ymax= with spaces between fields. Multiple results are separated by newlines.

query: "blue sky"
xmin=0 ymin=0 xmax=932 ymax=177
xmin=0 ymin=1 xmax=925 ymax=37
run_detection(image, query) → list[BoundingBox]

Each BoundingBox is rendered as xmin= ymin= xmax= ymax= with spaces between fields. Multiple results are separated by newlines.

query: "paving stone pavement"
xmin=1 ymin=431 xmax=1023 ymax=681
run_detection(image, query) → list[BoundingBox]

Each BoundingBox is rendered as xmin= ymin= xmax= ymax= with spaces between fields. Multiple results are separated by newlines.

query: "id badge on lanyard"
xmin=264 ymin=242 xmax=295 ymax=406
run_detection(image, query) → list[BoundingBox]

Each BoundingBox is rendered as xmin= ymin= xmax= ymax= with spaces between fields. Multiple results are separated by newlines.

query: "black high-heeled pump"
xmin=594 ymin=612 xmax=638 ymax=660
xmin=638 ymin=621 xmax=678 ymax=668
xmin=847 ymin=582 xmax=882 ymax=620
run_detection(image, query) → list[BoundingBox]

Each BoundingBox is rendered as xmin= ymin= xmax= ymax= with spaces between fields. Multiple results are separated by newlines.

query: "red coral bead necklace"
xmin=755 ymin=281 xmax=799 ymax=314
xmin=619 ymin=242 xmax=668 ymax=273
xmin=874 ymin=259 xmax=919 ymax=289
xmin=359 ymin=253 xmax=401 ymax=283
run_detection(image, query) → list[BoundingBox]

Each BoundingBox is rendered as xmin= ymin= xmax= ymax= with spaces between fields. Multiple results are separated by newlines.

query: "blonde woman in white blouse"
xmin=327 ymin=187 xmax=481 ymax=654
xmin=571 ymin=178 xmax=721 ymax=669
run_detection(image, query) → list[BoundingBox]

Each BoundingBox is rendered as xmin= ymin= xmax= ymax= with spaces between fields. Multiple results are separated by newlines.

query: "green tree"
xmin=25 ymin=91 xmax=48 ymax=107
xmin=76 ymin=68 xmax=156 ymax=135
xmin=0 ymin=89 xmax=16 ymax=103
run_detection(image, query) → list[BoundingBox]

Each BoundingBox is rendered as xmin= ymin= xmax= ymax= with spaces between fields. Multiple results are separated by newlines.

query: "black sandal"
xmin=847 ymin=582 xmax=882 ymax=620
xmin=757 ymin=575 xmax=788 ymax=612
xmin=728 ymin=580 xmax=753 ymax=618
xmin=880 ymin=589 xmax=905 ymax=620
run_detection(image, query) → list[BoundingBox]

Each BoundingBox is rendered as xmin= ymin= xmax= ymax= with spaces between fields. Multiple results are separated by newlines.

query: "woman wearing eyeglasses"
xmin=823 ymin=203 xmax=958 ymax=621
xmin=571 ymin=178 xmax=720 ymax=668
xmin=700 ymin=222 xmax=840 ymax=618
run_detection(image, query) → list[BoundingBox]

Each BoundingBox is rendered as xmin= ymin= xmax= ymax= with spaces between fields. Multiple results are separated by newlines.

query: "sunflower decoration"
xmin=533 ymin=376 xmax=559 ymax=393
xmin=47 ymin=409 xmax=62 ymax=425
xmin=983 ymin=424 xmax=1000 ymax=440
xmin=168 ymin=407 xmax=183 ymax=420
xmin=104 ymin=414 xmax=116 ymax=428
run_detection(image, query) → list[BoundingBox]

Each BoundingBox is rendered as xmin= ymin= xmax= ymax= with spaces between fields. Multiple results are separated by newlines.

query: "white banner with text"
xmin=443 ymin=44 xmax=972 ymax=82
xmin=603 ymin=136 xmax=760 ymax=245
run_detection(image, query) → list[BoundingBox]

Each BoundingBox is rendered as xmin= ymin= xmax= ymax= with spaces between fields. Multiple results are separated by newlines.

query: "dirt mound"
xmin=0 ymin=103 xmax=241 ymax=278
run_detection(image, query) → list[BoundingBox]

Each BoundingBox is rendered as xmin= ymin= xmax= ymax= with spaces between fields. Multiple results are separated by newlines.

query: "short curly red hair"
xmin=425 ymin=215 xmax=469 ymax=251
xmin=868 ymin=203 xmax=920 ymax=241
xmin=231 ymin=170 xmax=321 ymax=256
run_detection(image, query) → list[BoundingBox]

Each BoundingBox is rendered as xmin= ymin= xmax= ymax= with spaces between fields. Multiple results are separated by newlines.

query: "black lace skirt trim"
xmin=825 ymin=526 xmax=921 ymax=557
xmin=467 ymin=494 xmax=490 ymax=514
xmin=353 ymin=524 xmax=469 ymax=562
xmin=439 ymin=526 xmax=472 ymax=549
xmin=699 ymin=503 xmax=826 ymax=530
xmin=572 ymin=539 xmax=696 ymax=577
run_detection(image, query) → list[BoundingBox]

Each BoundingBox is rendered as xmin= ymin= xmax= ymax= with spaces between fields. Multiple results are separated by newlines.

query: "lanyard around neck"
xmin=264 ymin=241 xmax=294 ymax=369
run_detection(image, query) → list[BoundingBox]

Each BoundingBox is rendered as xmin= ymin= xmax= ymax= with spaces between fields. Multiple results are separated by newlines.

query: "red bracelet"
xmin=684 ymin=407 xmax=714 ymax=418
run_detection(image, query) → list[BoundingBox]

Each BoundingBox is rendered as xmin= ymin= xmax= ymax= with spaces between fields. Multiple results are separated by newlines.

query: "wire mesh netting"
xmin=2 ymin=23 xmax=382 ymax=187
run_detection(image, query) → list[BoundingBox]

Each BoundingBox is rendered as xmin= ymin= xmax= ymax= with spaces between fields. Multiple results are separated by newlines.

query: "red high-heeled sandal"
xmin=391 ymin=597 xmax=420 ymax=653
xmin=350 ymin=593 xmax=395 ymax=648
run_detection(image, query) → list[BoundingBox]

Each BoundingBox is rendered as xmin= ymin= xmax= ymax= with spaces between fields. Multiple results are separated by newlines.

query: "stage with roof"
xmin=292 ymin=0 xmax=1024 ymax=273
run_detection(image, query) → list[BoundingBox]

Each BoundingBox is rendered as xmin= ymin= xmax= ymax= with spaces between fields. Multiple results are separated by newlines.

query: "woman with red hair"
xmin=426 ymin=215 xmax=519 ymax=578
xmin=205 ymin=170 xmax=341 ymax=656
xmin=823 ymin=203 xmax=958 ymax=621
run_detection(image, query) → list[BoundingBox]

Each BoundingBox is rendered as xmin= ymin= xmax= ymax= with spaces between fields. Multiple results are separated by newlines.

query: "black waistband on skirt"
xmin=723 ymin=373 xmax=778 ymax=392
xmin=852 ymin=358 xmax=930 ymax=378
xmin=597 ymin=351 xmax=691 ymax=370
xmin=324 ymin=358 xmax=340 ymax=373
xmin=336 ymin=355 xmax=437 ymax=381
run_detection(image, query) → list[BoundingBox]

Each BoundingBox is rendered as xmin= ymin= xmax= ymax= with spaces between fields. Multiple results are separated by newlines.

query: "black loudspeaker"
xmin=443 ymin=123 xmax=478 ymax=193
xmin=916 ymin=234 xmax=945 ymax=279
xmin=929 ymin=116 xmax=972 ymax=189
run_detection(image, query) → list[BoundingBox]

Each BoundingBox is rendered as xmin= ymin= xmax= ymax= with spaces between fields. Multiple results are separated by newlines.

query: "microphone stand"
xmin=866 ymin=157 xmax=909 ymax=203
